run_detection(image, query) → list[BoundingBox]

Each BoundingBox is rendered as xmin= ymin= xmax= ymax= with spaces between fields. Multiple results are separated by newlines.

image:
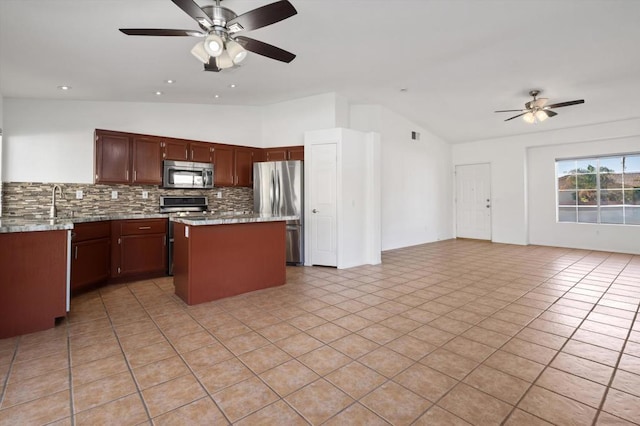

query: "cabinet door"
xmin=235 ymin=148 xmax=254 ymax=187
xmin=265 ymin=149 xmax=287 ymax=161
xmin=163 ymin=139 xmax=189 ymax=161
xmin=190 ymin=142 xmax=214 ymax=163
xmin=71 ymin=238 xmax=110 ymax=292
xmin=132 ymin=136 xmax=163 ymax=184
xmin=120 ymin=234 xmax=167 ymax=276
xmin=288 ymin=146 xmax=305 ymax=161
xmin=213 ymin=145 xmax=235 ymax=187
xmin=95 ymin=131 xmax=130 ymax=184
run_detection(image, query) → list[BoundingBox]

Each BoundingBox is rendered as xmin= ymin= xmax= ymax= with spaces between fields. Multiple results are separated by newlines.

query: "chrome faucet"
xmin=50 ymin=185 xmax=64 ymax=218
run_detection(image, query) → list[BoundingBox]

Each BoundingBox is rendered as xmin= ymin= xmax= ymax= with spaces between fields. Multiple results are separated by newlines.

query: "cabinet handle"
xmin=126 ymin=170 xmax=129 ymax=180
xmin=138 ymin=226 xmax=151 ymax=230
xmin=74 ymin=246 xmax=78 ymax=260
xmin=185 ymin=149 xmax=188 ymax=159
xmin=191 ymin=149 xmax=194 ymax=159
xmin=163 ymin=236 xmax=167 ymax=246
xmin=133 ymin=170 xmax=137 ymax=181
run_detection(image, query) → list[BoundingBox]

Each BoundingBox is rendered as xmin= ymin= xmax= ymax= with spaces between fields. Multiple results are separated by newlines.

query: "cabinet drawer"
xmin=73 ymin=221 xmax=111 ymax=242
xmin=119 ymin=219 xmax=167 ymax=236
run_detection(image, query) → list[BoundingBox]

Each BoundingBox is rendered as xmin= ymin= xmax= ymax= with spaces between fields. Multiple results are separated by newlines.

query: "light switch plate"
xmin=216 ymin=191 xmax=222 ymax=199
xmin=111 ymin=190 xmax=118 ymax=200
xmin=142 ymin=191 xmax=149 ymax=199
xmin=76 ymin=190 xmax=83 ymax=199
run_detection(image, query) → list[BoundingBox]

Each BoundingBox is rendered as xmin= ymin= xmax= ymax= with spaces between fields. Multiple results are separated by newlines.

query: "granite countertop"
xmin=0 ymin=213 xmax=168 ymax=234
xmin=0 ymin=212 xmax=298 ymax=233
xmin=171 ymin=213 xmax=299 ymax=226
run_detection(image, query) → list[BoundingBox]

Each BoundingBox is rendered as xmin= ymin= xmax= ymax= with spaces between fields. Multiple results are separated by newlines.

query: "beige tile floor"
xmin=1 ymin=239 xmax=640 ymax=425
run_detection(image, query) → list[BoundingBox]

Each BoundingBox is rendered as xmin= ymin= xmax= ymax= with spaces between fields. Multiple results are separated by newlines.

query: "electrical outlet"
xmin=216 ymin=191 xmax=222 ymax=199
xmin=76 ymin=190 xmax=83 ymax=199
xmin=111 ymin=190 xmax=118 ymax=200
xmin=142 ymin=191 xmax=149 ymax=199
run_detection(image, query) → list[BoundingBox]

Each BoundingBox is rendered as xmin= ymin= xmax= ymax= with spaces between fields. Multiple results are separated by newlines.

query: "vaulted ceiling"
xmin=2 ymin=0 xmax=639 ymax=143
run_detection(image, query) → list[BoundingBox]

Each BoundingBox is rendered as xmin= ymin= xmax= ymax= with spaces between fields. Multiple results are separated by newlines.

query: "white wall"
xmin=453 ymin=118 xmax=640 ymax=253
xmin=528 ymin=136 xmax=640 ymax=254
xmin=261 ymin=93 xmax=348 ymax=148
xmin=2 ymin=98 xmax=262 ymax=183
xmin=351 ymin=105 xmax=454 ymax=251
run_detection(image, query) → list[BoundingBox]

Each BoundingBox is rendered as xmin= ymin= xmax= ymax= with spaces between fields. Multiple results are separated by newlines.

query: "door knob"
xmin=312 ymin=209 xmax=319 ymax=213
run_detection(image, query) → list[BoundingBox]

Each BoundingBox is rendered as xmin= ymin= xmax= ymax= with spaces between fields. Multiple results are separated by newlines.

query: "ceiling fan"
xmin=119 ymin=0 xmax=297 ymax=72
xmin=495 ymin=90 xmax=585 ymax=123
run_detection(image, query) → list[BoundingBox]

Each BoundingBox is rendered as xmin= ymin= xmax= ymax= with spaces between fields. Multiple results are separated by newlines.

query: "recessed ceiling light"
xmin=229 ymin=84 xmax=236 ymax=88
xmin=155 ymin=91 xmax=163 ymax=96
xmin=165 ymin=79 xmax=175 ymax=84
xmin=214 ymin=94 xmax=220 ymax=99
xmin=57 ymin=85 xmax=71 ymax=91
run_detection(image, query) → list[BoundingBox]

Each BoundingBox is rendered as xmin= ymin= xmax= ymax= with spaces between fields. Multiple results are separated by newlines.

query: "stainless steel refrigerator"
xmin=253 ymin=160 xmax=304 ymax=264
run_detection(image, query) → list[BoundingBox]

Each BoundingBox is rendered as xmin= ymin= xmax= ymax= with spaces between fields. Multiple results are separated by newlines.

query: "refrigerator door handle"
xmin=270 ymin=170 xmax=276 ymax=213
xmin=276 ymin=169 xmax=281 ymax=214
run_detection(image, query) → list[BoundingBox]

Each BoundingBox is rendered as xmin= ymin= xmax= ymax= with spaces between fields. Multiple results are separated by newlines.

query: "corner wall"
xmin=351 ymin=105 xmax=454 ymax=251
xmin=453 ymin=118 xmax=640 ymax=254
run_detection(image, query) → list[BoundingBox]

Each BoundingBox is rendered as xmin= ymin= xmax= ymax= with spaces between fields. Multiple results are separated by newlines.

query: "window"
xmin=557 ymin=154 xmax=640 ymax=225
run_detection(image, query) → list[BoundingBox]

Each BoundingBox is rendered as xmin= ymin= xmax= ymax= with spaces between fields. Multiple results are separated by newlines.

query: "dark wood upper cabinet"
xmin=132 ymin=136 xmax=163 ymax=185
xmin=264 ymin=145 xmax=304 ymax=162
xmin=288 ymin=146 xmax=305 ymax=161
xmin=235 ymin=148 xmax=254 ymax=187
xmin=265 ymin=148 xmax=287 ymax=161
xmin=95 ymin=130 xmax=161 ymax=185
xmin=95 ymin=130 xmax=130 ymax=184
xmin=190 ymin=142 xmax=214 ymax=163
xmin=213 ymin=144 xmax=235 ymax=187
xmin=163 ymin=139 xmax=189 ymax=161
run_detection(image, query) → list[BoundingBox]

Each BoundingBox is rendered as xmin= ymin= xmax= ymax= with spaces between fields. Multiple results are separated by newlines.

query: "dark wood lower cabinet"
xmin=71 ymin=221 xmax=111 ymax=293
xmin=0 ymin=230 xmax=68 ymax=338
xmin=111 ymin=218 xmax=167 ymax=279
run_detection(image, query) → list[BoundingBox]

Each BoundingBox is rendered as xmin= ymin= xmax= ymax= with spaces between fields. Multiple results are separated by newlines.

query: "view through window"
xmin=557 ymin=154 xmax=640 ymax=225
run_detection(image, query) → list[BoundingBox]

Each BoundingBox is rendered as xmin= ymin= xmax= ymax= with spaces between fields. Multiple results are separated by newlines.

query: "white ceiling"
xmin=2 ymin=0 xmax=640 ymax=143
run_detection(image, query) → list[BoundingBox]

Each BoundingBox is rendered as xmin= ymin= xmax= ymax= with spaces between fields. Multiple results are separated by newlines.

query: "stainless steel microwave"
xmin=162 ymin=160 xmax=214 ymax=189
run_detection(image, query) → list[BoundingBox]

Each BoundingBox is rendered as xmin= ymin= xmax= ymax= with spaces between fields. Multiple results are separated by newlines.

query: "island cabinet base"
xmin=173 ymin=221 xmax=286 ymax=305
xmin=0 ymin=230 xmax=68 ymax=339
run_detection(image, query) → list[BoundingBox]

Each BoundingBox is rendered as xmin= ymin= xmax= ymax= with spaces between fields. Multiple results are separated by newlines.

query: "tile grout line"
xmin=499 ymin=252 xmax=634 ymax=425
xmin=591 ymin=299 xmax=640 ymax=426
xmin=0 ymin=336 xmax=20 ymax=412
xmin=66 ymin=318 xmax=76 ymax=426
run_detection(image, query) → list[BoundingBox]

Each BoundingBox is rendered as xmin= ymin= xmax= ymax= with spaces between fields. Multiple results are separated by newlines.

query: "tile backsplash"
xmin=1 ymin=182 xmax=253 ymax=218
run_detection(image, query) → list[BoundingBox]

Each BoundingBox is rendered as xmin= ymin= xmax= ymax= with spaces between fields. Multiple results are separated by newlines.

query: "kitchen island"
xmin=171 ymin=214 xmax=297 ymax=305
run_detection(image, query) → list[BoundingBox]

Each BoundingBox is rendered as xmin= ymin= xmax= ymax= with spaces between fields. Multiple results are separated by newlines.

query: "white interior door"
xmin=456 ymin=163 xmax=492 ymax=240
xmin=310 ymin=143 xmax=337 ymax=266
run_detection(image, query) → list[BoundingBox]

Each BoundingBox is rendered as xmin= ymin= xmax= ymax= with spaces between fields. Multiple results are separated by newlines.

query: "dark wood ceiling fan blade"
xmin=546 ymin=99 xmax=585 ymax=109
xmin=545 ymin=110 xmax=558 ymax=118
xmin=171 ymin=0 xmax=214 ymax=28
xmin=227 ymin=0 xmax=297 ymax=33
xmin=235 ymin=36 xmax=296 ymax=63
xmin=119 ymin=28 xmax=204 ymax=37
xmin=505 ymin=112 xmax=527 ymax=121
xmin=204 ymin=58 xmax=221 ymax=72
xmin=494 ymin=109 xmax=526 ymax=113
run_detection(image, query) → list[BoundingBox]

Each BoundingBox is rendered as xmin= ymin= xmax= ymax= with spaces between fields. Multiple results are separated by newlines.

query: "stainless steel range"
xmin=160 ymin=196 xmax=209 ymax=275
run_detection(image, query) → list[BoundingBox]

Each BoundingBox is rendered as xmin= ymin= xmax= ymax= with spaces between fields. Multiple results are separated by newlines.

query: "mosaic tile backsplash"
xmin=1 ymin=182 xmax=253 ymax=218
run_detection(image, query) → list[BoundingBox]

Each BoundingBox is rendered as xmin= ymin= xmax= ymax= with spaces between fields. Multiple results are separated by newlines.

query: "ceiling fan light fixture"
xmin=204 ymin=34 xmax=224 ymax=57
xmin=522 ymin=112 xmax=536 ymax=124
xmin=216 ymin=50 xmax=234 ymax=69
xmin=535 ymin=110 xmax=549 ymax=122
xmin=226 ymin=39 xmax=247 ymax=64
xmin=190 ymin=42 xmax=209 ymax=64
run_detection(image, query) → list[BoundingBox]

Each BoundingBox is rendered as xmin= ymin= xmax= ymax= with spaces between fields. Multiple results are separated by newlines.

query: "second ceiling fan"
xmin=495 ymin=90 xmax=585 ymax=123
xmin=120 ymin=0 xmax=297 ymax=72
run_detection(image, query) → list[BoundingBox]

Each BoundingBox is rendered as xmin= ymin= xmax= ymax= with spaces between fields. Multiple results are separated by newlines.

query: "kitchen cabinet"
xmin=71 ymin=221 xmax=110 ymax=293
xmin=163 ymin=139 xmax=214 ymax=163
xmin=111 ymin=218 xmax=167 ymax=278
xmin=95 ymin=130 xmax=162 ymax=185
xmin=213 ymin=145 xmax=257 ymax=187
xmin=264 ymin=146 xmax=304 ymax=161
xmin=132 ymin=136 xmax=163 ymax=184
xmin=95 ymin=130 xmax=130 ymax=184
xmin=1 ymin=230 xmax=68 ymax=338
